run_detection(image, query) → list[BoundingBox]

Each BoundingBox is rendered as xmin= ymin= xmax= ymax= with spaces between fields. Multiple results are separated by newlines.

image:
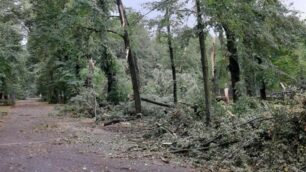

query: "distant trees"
xmin=145 ymin=0 xmax=188 ymax=104
xmin=3 ymin=0 xmax=304 ymax=121
xmin=0 ymin=0 xmax=27 ymax=103
xmin=27 ymin=0 xmax=118 ymax=104
xmin=204 ymin=0 xmax=305 ymax=100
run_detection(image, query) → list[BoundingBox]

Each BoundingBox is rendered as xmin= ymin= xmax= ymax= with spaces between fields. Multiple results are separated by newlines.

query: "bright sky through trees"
xmin=125 ymin=0 xmax=306 ymax=19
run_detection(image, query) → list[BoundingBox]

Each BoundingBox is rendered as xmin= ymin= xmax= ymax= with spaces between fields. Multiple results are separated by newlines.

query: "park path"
xmin=0 ymin=99 xmax=194 ymax=172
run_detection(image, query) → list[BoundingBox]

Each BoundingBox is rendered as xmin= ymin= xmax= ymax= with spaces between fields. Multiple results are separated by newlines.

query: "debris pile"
xmin=137 ymin=99 xmax=306 ymax=171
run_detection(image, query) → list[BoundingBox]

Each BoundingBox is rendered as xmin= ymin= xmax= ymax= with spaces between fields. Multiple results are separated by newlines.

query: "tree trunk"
xmin=195 ymin=0 xmax=212 ymax=126
xmin=116 ymin=0 xmax=141 ymax=113
xmin=105 ymin=62 xmax=119 ymax=104
xmin=257 ymin=57 xmax=267 ymax=100
xmin=211 ymin=37 xmax=218 ymax=96
xmin=75 ymin=63 xmax=80 ymax=79
xmin=85 ymin=58 xmax=95 ymax=89
xmin=246 ymin=78 xmax=255 ymax=97
xmin=107 ymin=73 xmax=114 ymax=93
xmin=222 ymin=24 xmax=240 ymax=102
xmin=260 ymin=81 xmax=267 ymax=100
xmin=166 ymin=8 xmax=177 ymax=104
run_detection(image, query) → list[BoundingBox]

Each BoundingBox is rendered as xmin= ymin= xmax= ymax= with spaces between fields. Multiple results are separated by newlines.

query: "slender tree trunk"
xmin=211 ymin=37 xmax=218 ymax=96
xmin=105 ymin=62 xmax=119 ymax=104
xmin=100 ymin=47 xmax=119 ymax=104
xmin=243 ymin=38 xmax=256 ymax=97
xmin=224 ymin=88 xmax=230 ymax=104
xmin=116 ymin=0 xmax=141 ymax=113
xmin=86 ymin=58 xmax=95 ymax=89
xmin=222 ymin=24 xmax=240 ymax=102
xmin=257 ymin=57 xmax=267 ymax=100
xmin=260 ymin=81 xmax=267 ymax=100
xmin=166 ymin=8 xmax=177 ymax=104
xmin=246 ymin=79 xmax=255 ymax=97
xmin=195 ymin=0 xmax=211 ymax=126
xmin=106 ymin=72 xmax=116 ymax=94
xmin=75 ymin=63 xmax=80 ymax=79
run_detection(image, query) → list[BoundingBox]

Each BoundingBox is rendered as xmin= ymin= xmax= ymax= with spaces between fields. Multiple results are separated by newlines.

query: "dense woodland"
xmin=1 ymin=0 xmax=306 ymax=171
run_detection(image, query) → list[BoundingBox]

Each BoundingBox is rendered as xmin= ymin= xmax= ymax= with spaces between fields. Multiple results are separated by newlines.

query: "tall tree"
xmin=116 ymin=0 xmax=142 ymax=113
xmin=0 ymin=0 xmax=27 ymax=102
xmin=222 ymin=24 xmax=240 ymax=102
xmin=165 ymin=7 xmax=177 ymax=104
xmin=195 ymin=0 xmax=211 ymax=125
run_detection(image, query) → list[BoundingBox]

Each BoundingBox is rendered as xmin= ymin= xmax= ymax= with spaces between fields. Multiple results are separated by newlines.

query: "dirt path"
xmin=0 ymin=99 xmax=195 ymax=172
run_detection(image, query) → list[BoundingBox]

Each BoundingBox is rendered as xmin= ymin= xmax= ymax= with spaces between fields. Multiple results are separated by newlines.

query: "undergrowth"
xmin=137 ymin=96 xmax=306 ymax=171
xmin=60 ymin=92 xmax=306 ymax=171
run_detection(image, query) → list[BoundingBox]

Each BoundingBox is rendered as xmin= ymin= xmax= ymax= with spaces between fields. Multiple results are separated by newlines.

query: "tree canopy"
xmin=1 ymin=0 xmax=306 ymax=170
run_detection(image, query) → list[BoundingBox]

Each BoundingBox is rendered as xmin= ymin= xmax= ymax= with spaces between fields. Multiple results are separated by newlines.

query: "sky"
xmin=285 ymin=0 xmax=306 ymax=19
xmin=124 ymin=0 xmax=306 ymax=20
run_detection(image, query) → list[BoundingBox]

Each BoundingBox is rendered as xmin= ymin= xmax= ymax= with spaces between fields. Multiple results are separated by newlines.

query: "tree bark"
xmin=257 ymin=57 xmax=267 ymax=100
xmin=165 ymin=8 xmax=178 ymax=104
xmin=195 ymin=0 xmax=212 ymax=126
xmin=246 ymin=78 xmax=255 ymax=97
xmin=222 ymin=24 xmax=240 ymax=102
xmin=99 ymin=46 xmax=119 ymax=104
xmin=211 ymin=37 xmax=218 ymax=96
xmin=85 ymin=58 xmax=95 ymax=89
xmin=141 ymin=97 xmax=172 ymax=108
xmin=260 ymin=81 xmax=267 ymax=100
xmin=106 ymin=73 xmax=114 ymax=93
xmin=116 ymin=0 xmax=142 ymax=113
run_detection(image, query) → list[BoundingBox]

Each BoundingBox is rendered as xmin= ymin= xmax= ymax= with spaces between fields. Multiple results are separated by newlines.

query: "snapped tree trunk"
xmin=223 ymin=24 xmax=240 ymax=102
xmin=195 ymin=0 xmax=212 ymax=126
xmin=116 ymin=0 xmax=142 ymax=113
xmin=166 ymin=8 xmax=177 ymax=104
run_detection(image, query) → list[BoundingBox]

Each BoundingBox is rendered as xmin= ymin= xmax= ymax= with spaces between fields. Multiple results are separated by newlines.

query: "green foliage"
xmin=1 ymin=0 xmax=306 ymax=171
xmin=232 ymin=96 xmax=262 ymax=115
xmin=64 ymin=88 xmax=99 ymax=118
xmin=0 ymin=0 xmax=29 ymax=102
xmin=27 ymin=0 xmax=125 ymax=103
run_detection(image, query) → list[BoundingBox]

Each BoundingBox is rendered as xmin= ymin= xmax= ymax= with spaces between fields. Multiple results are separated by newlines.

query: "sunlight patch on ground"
xmin=0 ymin=106 xmax=10 ymax=115
xmin=0 ymin=106 xmax=10 ymax=127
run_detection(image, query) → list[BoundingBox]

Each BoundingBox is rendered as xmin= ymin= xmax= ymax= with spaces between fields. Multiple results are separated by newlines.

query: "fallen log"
xmin=140 ymin=97 xmax=200 ymax=113
xmin=239 ymin=117 xmax=273 ymax=127
xmin=103 ymin=116 xmax=140 ymax=127
xmin=141 ymin=97 xmax=173 ymax=108
xmin=103 ymin=119 xmax=122 ymax=126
